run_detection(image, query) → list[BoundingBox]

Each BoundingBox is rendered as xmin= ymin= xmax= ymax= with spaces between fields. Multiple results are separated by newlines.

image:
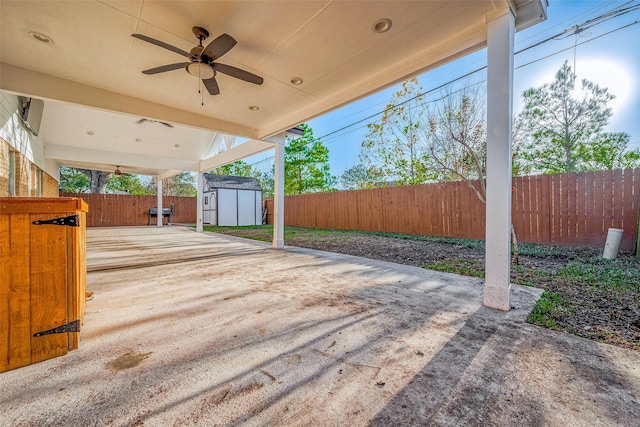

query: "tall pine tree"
xmin=284 ymin=123 xmax=336 ymax=194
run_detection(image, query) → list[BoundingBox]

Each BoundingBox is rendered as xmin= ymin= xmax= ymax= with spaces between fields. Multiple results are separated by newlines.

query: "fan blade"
xmin=142 ymin=62 xmax=189 ymax=75
xmin=132 ymin=34 xmax=190 ymax=58
xmin=202 ymin=33 xmax=237 ymax=60
xmin=203 ymin=77 xmax=220 ymax=95
xmin=213 ymin=63 xmax=263 ymax=85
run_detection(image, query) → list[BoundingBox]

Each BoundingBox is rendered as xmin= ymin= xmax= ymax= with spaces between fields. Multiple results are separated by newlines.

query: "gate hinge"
xmin=32 ymin=214 xmax=79 ymax=227
xmin=33 ymin=319 xmax=81 ymax=337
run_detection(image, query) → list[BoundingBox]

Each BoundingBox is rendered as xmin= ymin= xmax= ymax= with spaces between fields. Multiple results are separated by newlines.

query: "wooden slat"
xmin=550 ymin=173 xmax=560 ymax=244
xmin=593 ymin=170 xmax=605 ymax=246
xmin=67 ymin=211 xmax=86 ymax=350
xmin=623 ymin=169 xmax=639 ymax=251
xmin=567 ymin=172 xmax=578 ymax=243
xmin=0 ymin=214 xmax=32 ymax=372
xmin=29 ymin=213 xmax=69 ymax=364
xmin=0 ymin=197 xmax=85 ymax=214
xmin=584 ymin=171 xmax=597 ymax=246
xmin=540 ymin=174 xmax=551 ymax=244
xmin=603 ymin=170 xmax=614 ymax=231
xmin=513 ymin=176 xmax=526 ymax=242
xmin=612 ymin=168 xmax=624 ymax=237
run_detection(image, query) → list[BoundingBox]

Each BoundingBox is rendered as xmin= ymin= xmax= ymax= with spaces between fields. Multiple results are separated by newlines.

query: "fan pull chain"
xmin=197 ymin=66 xmax=204 ymax=106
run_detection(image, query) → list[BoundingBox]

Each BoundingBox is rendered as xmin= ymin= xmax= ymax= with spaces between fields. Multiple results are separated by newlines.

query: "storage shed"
xmin=203 ymin=173 xmax=263 ymax=226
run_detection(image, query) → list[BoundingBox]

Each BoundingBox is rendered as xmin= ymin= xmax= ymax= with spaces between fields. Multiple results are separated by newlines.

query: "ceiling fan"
xmin=136 ymin=118 xmax=174 ymax=128
xmin=132 ymin=27 xmax=263 ymax=95
xmin=113 ymin=166 xmax=131 ymax=176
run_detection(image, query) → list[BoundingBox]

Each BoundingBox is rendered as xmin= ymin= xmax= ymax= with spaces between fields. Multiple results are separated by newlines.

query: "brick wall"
xmin=42 ymin=170 xmax=59 ymax=197
xmin=1 ymin=138 xmax=58 ymax=197
xmin=15 ymin=152 xmax=30 ymax=196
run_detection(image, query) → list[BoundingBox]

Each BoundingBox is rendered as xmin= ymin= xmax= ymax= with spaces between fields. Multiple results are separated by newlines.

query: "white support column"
xmin=196 ymin=171 xmax=204 ymax=232
xmin=484 ymin=9 xmax=515 ymax=311
xmin=273 ymin=139 xmax=285 ymax=249
xmin=156 ymin=178 xmax=163 ymax=227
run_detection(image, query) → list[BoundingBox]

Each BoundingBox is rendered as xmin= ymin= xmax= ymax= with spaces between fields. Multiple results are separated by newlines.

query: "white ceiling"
xmin=0 ymin=0 xmax=546 ymax=177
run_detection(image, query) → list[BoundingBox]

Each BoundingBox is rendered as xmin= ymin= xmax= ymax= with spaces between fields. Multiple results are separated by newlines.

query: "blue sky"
xmin=248 ymin=1 xmax=640 ymax=181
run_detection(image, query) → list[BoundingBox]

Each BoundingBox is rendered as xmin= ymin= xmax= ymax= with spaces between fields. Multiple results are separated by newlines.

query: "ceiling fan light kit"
xmin=186 ymin=62 xmax=215 ymax=79
xmin=132 ymin=26 xmax=263 ymax=96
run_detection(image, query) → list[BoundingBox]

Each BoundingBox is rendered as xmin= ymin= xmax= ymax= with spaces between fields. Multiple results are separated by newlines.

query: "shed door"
xmin=218 ymin=189 xmax=238 ymax=226
xmin=203 ymin=191 xmax=217 ymax=225
xmin=238 ymin=190 xmax=256 ymax=226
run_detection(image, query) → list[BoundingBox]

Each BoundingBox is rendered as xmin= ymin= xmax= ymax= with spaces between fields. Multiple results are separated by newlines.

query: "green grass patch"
xmin=202 ymin=225 xmax=273 ymax=242
xmin=423 ymin=259 xmax=485 ymax=278
xmin=557 ymin=257 xmax=640 ymax=290
xmin=369 ymin=231 xmax=486 ymax=249
xmin=527 ymin=291 xmax=569 ymax=330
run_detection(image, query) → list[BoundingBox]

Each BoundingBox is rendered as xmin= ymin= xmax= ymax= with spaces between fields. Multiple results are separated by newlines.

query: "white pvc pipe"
xmin=603 ymin=228 xmax=624 ymax=259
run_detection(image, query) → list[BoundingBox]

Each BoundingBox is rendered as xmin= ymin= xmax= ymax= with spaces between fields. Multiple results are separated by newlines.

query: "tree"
xmin=255 ymin=167 xmax=275 ymax=198
xmin=421 ymin=85 xmax=487 ymax=201
xmin=209 ymin=161 xmax=275 ymax=198
xmin=285 ymin=123 xmax=336 ymax=194
xmin=584 ymin=133 xmax=640 ymax=170
xmin=419 ymin=83 xmax=519 ymax=263
xmin=361 ymin=77 xmax=436 ymax=185
xmin=213 ymin=161 xmax=254 ymax=177
xmin=107 ymin=174 xmax=152 ymax=195
xmin=339 ymin=164 xmax=382 ymax=190
xmin=164 ymin=172 xmax=196 ymax=196
xmin=516 ymin=61 xmax=640 ymax=173
xmin=146 ymin=172 xmax=196 ymax=196
xmin=58 ymin=167 xmax=90 ymax=193
xmin=74 ymin=168 xmax=110 ymax=193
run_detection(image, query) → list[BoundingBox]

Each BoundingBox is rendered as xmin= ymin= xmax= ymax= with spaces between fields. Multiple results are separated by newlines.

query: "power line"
xmin=315 ymin=2 xmax=640 ymax=143
xmin=247 ymin=4 xmax=640 ymax=168
xmin=313 ymin=21 xmax=638 ymax=148
xmin=515 ymin=20 xmax=639 ymax=69
xmin=319 ymin=27 xmax=639 ymax=145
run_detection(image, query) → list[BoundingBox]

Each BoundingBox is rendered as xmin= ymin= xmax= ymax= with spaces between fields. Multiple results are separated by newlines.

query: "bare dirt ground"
xmin=210 ymin=227 xmax=640 ymax=351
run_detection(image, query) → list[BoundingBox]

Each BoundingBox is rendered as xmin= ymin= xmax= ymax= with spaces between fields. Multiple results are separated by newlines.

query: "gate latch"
xmin=34 ymin=319 xmax=81 ymax=337
xmin=32 ymin=215 xmax=79 ymax=227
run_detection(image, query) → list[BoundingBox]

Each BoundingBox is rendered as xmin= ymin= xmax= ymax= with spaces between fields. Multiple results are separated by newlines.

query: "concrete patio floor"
xmin=1 ymin=226 xmax=639 ymax=426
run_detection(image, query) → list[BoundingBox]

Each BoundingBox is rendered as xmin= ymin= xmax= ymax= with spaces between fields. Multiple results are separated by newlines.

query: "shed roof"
xmin=203 ymin=173 xmax=262 ymax=191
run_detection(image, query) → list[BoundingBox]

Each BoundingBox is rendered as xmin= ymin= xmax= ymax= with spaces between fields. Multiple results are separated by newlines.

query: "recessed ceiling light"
xmin=28 ymin=31 xmax=54 ymax=44
xmin=290 ymin=77 xmax=303 ymax=85
xmin=373 ymin=18 xmax=392 ymax=33
xmin=86 ymin=130 xmax=95 ymax=136
xmin=248 ymin=105 xmax=260 ymax=111
xmin=135 ymin=138 xmax=142 ymax=142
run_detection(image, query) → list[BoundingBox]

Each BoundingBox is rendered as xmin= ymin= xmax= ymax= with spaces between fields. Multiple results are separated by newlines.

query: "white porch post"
xmin=484 ymin=9 xmax=515 ymax=311
xmin=196 ymin=171 xmax=204 ymax=232
xmin=156 ymin=178 xmax=163 ymax=227
xmin=273 ymin=139 xmax=285 ymax=249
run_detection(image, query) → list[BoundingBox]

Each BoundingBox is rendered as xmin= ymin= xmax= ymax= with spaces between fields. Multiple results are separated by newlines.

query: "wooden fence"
xmin=62 ymin=169 xmax=640 ymax=251
xmin=265 ymin=169 xmax=640 ymax=251
xmin=60 ymin=193 xmax=197 ymax=227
